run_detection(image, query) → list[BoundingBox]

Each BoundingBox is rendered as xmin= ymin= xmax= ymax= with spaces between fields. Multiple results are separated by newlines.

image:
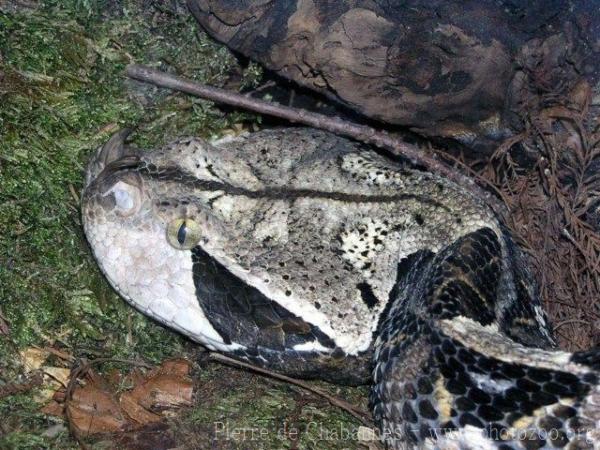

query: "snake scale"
xmin=82 ymin=127 xmax=600 ymax=449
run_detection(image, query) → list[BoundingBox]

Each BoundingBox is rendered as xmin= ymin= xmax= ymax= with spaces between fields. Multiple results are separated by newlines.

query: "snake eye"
xmin=167 ymin=218 xmax=201 ymax=250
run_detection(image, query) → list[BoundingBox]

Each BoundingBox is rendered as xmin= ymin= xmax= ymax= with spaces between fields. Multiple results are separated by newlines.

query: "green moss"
xmin=0 ymin=391 xmax=72 ymax=450
xmin=0 ymin=2 xmax=366 ymax=448
xmin=179 ymin=365 xmax=369 ymax=449
xmin=0 ymin=1 xmax=247 ymax=352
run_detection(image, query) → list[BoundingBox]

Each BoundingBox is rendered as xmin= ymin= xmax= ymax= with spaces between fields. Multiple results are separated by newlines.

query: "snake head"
xmin=81 ymin=130 xmax=242 ymax=351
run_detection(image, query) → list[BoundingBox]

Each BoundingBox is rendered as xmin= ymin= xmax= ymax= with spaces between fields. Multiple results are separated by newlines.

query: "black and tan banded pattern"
xmin=372 ymin=228 xmax=599 ymax=449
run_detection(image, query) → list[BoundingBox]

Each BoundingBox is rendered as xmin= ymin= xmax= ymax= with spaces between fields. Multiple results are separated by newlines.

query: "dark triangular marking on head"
xmin=190 ymin=246 xmax=336 ymax=351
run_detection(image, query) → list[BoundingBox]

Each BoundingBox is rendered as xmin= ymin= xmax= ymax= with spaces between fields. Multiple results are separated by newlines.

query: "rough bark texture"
xmin=188 ymin=0 xmax=600 ymax=154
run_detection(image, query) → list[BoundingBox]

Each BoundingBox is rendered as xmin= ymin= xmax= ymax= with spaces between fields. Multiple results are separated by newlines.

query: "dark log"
xmin=188 ymin=0 xmax=600 ymax=154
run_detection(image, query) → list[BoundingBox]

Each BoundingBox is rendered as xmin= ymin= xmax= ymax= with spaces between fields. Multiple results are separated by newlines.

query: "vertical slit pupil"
xmin=177 ymin=221 xmax=188 ymax=246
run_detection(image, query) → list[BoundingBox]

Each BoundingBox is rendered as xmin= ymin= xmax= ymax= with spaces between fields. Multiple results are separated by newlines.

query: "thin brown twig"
xmin=491 ymin=130 xmax=528 ymax=161
xmin=125 ymin=64 xmax=507 ymax=216
xmin=553 ymin=318 xmax=591 ymax=331
xmin=208 ymin=352 xmax=374 ymax=429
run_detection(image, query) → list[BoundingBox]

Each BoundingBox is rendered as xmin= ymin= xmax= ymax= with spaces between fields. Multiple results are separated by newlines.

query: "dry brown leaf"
xmin=20 ymin=347 xmax=48 ymax=372
xmin=138 ymin=372 xmax=194 ymax=410
xmin=57 ymin=359 xmax=194 ymax=437
xmin=40 ymin=399 xmax=65 ymax=418
xmin=43 ymin=366 xmax=71 ymax=387
xmin=53 ymin=388 xmax=66 ymax=403
xmin=67 ymin=376 xmax=128 ymax=435
xmin=121 ymin=358 xmax=193 ymax=423
xmin=120 ymin=392 xmax=162 ymax=424
xmin=33 ymin=366 xmax=73 ymax=403
xmin=157 ymin=358 xmax=191 ymax=377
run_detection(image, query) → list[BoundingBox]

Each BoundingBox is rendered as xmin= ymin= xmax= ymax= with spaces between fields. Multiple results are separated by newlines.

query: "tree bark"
xmin=188 ymin=0 xmax=600 ymax=154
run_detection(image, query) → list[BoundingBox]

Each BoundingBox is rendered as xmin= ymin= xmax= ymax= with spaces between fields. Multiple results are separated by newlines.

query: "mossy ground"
xmin=0 ymin=2 xmax=368 ymax=448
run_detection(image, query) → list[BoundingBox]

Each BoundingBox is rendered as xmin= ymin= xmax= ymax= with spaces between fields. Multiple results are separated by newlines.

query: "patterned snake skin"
xmin=82 ymin=128 xmax=600 ymax=449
